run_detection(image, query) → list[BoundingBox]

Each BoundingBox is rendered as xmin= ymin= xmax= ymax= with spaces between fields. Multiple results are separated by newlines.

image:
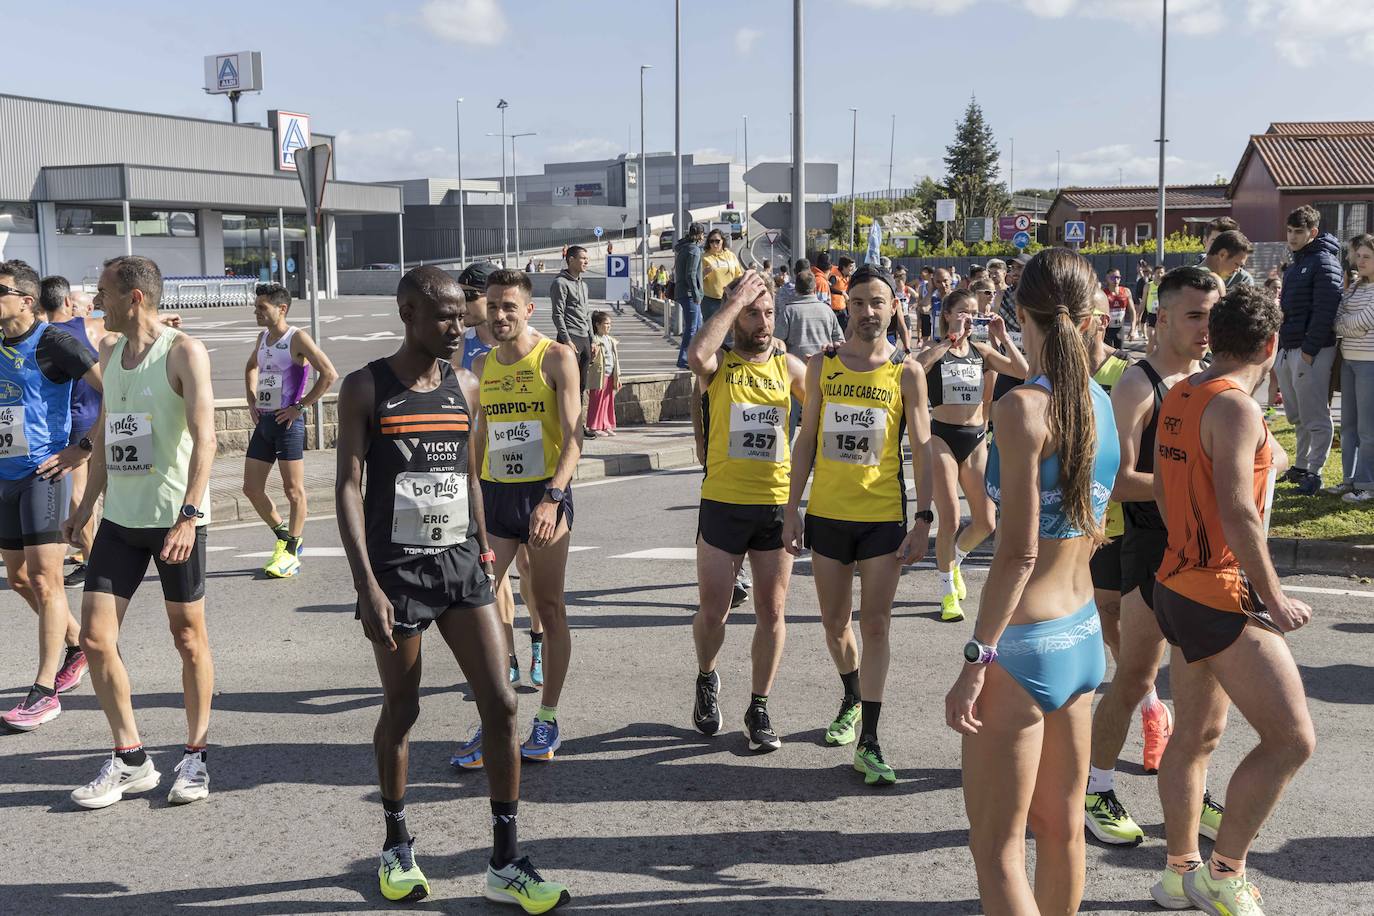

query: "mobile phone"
xmin=970 ymin=316 xmax=991 ymax=341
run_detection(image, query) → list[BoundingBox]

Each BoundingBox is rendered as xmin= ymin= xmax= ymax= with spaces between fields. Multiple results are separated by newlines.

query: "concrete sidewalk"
xmin=207 ymin=420 xmax=700 ymax=525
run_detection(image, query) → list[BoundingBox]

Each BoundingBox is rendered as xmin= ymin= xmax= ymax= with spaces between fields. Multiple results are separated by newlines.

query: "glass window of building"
xmin=55 ymin=206 xmax=197 ymax=237
xmin=223 ymin=212 xmax=307 ymax=286
xmin=0 ymin=203 xmax=37 ymax=233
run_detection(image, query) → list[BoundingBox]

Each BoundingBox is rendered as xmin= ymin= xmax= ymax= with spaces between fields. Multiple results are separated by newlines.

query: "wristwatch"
xmin=180 ymin=504 xmax=204 ymax=521
xmin=543 ymin=486 xmax=566 ymax=505
xmin=912 ymin=509 xmax=934 ymax=524
xmin=963 ymin=638 xmax=998 ymax=665
xmin=77 ymin=436 xmax=93 ymax=452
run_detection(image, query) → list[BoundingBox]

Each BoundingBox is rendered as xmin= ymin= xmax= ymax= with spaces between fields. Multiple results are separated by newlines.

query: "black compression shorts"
xmin=804 ymin=514 xmax=906 ymax=565
xmin=85 ymin=519 xmax=207 ymax=602
xmin=1091 ymin=535 xmax=1123 ymax=593
xmin=697 ymin=499 xmax=785 ymax=555
xmin=481 ymin=478 xmax=574 ymax=543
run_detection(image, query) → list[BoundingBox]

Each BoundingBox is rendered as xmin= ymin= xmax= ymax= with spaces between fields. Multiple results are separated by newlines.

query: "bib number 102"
xmin=110 ymin=444 xmax=139 ymax=463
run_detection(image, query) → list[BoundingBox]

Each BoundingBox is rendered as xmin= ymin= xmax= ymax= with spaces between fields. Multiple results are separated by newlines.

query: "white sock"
xmin=1088 ymin=765 xmax=1115 ymax=795
xmin=954 ymin=546 xmax=970 ymax=568
xmin=1141 ymin=688 xmax=1158 ymax=711
xmin=940 ymin=569 xmax=955 ymax=596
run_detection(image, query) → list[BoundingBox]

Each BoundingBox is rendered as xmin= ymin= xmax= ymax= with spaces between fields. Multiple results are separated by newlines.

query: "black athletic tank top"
xmin=927 ymin=345 xmax=985 ymax=409
xmin=363 ymin=358 xmax=477 ymax=572
xmin=1123 ymin=359 xmax=1168 ymax=531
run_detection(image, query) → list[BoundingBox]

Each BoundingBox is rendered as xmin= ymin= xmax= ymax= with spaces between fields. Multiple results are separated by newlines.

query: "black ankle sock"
xmin=184 ymin=745 xmax=207 ymax=761
xmin=508 ymin=653 xmax=519 ymax=670
xmin=64 ymin=644 xmax=82 ymax=661
xmin=860 ymin=700 xmax=882 ymax=745
xmin=272 ymin=523 xmax=289 ymax=541
xmin=750 ymin=694 xmax=768 ymax=709
xmin=116 ymin=745 xmax=147 ymax=767
xmin=285 ymin=535 xmax=302 ymax=556
xmin=839 ymin=669 xmax=861 ymax=707
xmin=529 ymin=631 xmax=544 ymax=646
xmin=31 ymin=683 xmax=56 ymax=700
xmin=697 ymin=669 xmax=714 ymax=682
xmin=381 ymin=795 xmax=410 ymax=849
xmin=490 ymin=799 xmax=518 ymax=868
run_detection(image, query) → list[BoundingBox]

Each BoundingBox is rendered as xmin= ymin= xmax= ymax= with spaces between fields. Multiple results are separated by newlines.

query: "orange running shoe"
xmin=1141 ymin=699 xmax=1173 ymax=774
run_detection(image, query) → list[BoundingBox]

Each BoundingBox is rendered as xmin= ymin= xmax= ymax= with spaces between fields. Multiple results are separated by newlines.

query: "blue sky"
xmin=7 ymin=0 xmax=1372 ymax=194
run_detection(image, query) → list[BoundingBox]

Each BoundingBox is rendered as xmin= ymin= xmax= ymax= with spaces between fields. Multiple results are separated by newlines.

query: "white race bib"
xmin=257 ymin=372 xmax=283 ymax=410
xmin=0 ymin=405 xmax=30 ymax=459
xmin=106 ymin=412 xmax=154 ymax=475
xmin=941 ymin=362 xmax=984 ymax=405
xmin=488 ymin=420 xmax=545 ymax=480
xmin=821 ymin=404 xmax=886 ymax=466
xmin=728 ymin=401 xmax=786 ymax=462
xmin=1108 ymin=307 xmax=1125 ymax=328
xmin=392 ymin=471 xmax=469 ymax=547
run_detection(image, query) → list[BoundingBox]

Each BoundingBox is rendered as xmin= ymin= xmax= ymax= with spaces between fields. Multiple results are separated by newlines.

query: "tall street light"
xmin=790 ymin=0 xmax=805 ymax=257
xmin=511 ymin=132 xmax=536 ymax=266
xmin=674 ymin=0 xmax=683 ymax=238
xmin=497 ymin=98 xmax=509 ymax=264
xmin=887 ymin=113 xmax=895 ymax=201
xmin=641 ymin=65 xmax=652 ymax=314
xmin=455 ymin=98 xmax=466 ymax=267
xmin=848 ymin=107 xmax=858 ymax=251
xmin=1155 ymin=0 xmax=1169 ymax=266
xmin=742 ymin=114 xmax=750 ymax=250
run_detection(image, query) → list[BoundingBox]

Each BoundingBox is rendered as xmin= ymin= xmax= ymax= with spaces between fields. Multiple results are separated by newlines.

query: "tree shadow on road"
xmin=1250 ymin=835 xmax=1374 ymax=882
xmin=1299 ymin=662 xmax=1374 ymax=704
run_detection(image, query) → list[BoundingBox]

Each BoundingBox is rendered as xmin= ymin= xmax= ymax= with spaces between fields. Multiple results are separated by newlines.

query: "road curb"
xmin=1269 ymin=537 xmax=1374 ymax=578
xmin=207 ymin=444 xmax=701 ymax=528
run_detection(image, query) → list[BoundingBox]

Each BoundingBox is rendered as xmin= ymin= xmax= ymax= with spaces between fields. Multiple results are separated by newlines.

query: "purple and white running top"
xmin=255 ymin=327 xmax=310 ymax=411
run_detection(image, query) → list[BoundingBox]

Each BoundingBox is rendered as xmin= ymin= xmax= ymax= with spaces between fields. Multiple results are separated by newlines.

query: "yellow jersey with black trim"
xmin=480 ymin=336 xmax=562 ymax=484
xmin=808 ymin=348 xmax=907 ymax=523
xmin=1093 ymin=352 xmax=1130 ymax=539
xmin=701 ymin=346 xmax=791 ymax=506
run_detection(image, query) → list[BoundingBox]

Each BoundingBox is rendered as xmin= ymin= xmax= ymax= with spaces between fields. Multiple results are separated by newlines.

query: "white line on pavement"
xmin=1285 ymin=584 xmax=1374 ymax=599
xmin=239 ymin=547 xmax=349 ymax=558
xmin=213 ymin=514 xmax=337 ymax=532
xmin=611 ymin=547 xmax=697 ymax=560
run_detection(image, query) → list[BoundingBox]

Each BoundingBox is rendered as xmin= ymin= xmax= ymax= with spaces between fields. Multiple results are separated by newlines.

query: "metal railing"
xmin=159 ymin=276 xmax=258 ymax=309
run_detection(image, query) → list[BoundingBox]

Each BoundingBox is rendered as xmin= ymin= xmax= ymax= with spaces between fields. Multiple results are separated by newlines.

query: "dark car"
xmin=658 ymin=228 xmax=676 ymax=251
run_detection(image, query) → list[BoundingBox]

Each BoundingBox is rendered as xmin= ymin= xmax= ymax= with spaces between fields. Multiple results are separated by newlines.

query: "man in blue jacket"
xmin=1276 ymin=205 xmax=1343 ymax=495
xmin=673 ymin=222 xmax=705 ymax=369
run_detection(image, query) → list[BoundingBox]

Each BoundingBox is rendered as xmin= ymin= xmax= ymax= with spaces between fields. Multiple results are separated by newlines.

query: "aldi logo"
xmin=272 ymin=111 xmax=311 ymax=172
xmin=216 ymin=55 xmax=240 ymax=91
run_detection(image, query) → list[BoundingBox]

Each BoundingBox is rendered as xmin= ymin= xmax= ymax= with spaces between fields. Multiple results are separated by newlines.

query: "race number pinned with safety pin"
xmin=488 ymin=420 xmax=545 ymax=481
xmin=728 ymin=402 xmax=785 ymax=462
xmin=393 ymin=471 xmax=469 ymax=548
xmin=0 ymin=405 xmax=30 ymax=459
xmin=822 ymin=404 xmax=885 ymax=466
xmin=106 ymin=413 xmax=154 ymax=475
xmin=257 ymin=371 xmax=284 ymax=410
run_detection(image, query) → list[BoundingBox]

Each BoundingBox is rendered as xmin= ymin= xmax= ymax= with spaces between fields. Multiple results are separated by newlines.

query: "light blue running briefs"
xmin=995 ymin=600 xmax=1106 ymax=712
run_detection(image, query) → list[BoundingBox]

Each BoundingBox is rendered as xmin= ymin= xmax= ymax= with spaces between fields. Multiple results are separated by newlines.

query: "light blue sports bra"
xmin=986 ymin=376 xmax=1120 ymax=539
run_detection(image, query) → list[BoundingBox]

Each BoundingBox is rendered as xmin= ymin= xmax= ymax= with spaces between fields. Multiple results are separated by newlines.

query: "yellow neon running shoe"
xmin=263 ymin=539 xmax=301 ymax=579
xmin=951 ymin=564 xmax=967 ymax=600
xmin=378 ymin=839 xmax=429 ymax=902
xmin=940 ymin=593 xmax=964 ymax=622
xmin=853 ymin=740 xmax=896 ymax=786
xmin=1199 ymin=790 xmax=1224 ymax=841
xmin=1184 ymin=866 xmax=1264 ymax=916
xmin=485 ymin=855 xmax=570 ymax=913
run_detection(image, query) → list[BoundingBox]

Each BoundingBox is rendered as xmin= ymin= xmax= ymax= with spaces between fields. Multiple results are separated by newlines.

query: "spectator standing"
xmin=1330 ymin=233 xmax=1374 ymax=503
xmin=1276 ymin=205 xmax=1343 ymax=494
xmin=1199 ymin=230 xmax=1255 ymax=294
xmin=550 ymin=246 xmax=596 ymax=436
xmin=674 ymin=222 xmax=706 ymax=369
xmin=587 ymin=311 xmax=621 ymax=437
xmin=700 ymin=229 xmax=744 ymax=322
xmin=774 ymin=266 xmax=843 ymax=359
xmin=1198 ymin=216 xmax=1256 ymax=289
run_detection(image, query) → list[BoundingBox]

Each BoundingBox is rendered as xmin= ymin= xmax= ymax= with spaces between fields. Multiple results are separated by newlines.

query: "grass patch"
xmin=1267 ymin=418 xmax=1374 ymax=544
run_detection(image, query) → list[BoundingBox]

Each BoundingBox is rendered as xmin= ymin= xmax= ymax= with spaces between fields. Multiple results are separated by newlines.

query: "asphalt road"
xmin=2 ymin=467 xmax=1372 ymax=913
xmin=178 ymin=295 xmax=684 ymax=400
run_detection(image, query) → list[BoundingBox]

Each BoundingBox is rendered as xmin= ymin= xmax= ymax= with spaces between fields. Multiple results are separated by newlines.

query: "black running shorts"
xmin=1121 ymin=525 xmax=1170 ymax=607
xmin=697 ymin=499 xmax=785 ymax=555
xmin=1090 ymin=535 xmax=1123 ymax=593
xmin=85 ymin=519 xmax=207 ymax=602
xmin=1153 ymin=579 xmax=1283 ymax=664
xmin=362 ymin=536 xmax=495 ymax=640
xmin=481 ymin=478 xmax=574 ymax=543
xmin=804 ymin=514 xmax=906 ymax=565
xmin=0 ymin=472 xmax=69 ymax=550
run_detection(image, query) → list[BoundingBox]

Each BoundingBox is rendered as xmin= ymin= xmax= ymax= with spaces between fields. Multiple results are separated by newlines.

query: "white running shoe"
xmin=71 ymin=754 xmax=160 ymax=809
xmin=168 ymin=753 xmax=210 ymax=804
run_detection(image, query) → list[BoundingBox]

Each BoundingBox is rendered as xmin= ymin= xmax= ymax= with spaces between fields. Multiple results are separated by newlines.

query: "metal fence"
xmin=160 ymin=275 xmax=258 ymax=309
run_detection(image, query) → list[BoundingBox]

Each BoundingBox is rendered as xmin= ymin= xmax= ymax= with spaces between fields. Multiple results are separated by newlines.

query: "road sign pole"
xmin=306 ymin=219 xmax=323 ymax=448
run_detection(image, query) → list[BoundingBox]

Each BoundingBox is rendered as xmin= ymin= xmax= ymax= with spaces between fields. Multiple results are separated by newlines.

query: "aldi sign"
xmin=270 ymin=110 xmax=311 ymax=172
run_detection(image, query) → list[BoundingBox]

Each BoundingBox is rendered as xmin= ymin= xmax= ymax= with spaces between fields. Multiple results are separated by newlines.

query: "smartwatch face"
xmin=963 ymin=641 xmax=981 ymax=663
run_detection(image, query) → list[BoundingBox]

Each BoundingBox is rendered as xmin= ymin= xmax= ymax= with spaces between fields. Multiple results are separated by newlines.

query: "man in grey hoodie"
xmin=674 ymin=222 xmax=706 ymax=369
xmin=550 ymin=246 xmax=595 ymax=436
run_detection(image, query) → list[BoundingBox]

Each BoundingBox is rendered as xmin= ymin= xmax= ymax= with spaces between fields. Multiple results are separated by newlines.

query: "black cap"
xmin=458 ymin=261 xmax=498 ymax=291
xmin=846 ymin=263 xmax=897 ymax=297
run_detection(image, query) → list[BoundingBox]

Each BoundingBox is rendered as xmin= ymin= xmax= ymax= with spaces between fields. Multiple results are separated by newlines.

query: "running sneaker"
xmin=1279 ymin=466 xmax=1303 ymax=484
xmin=378 ymin=838 xmax=429 ymax=902
xmin=71 ymin=753 xmax=160 ymax=809
xmin=744 ymin=704 xmax=781 ymax=753
xmin=451 ymin=725 xmax=484 ymax=769
xmin=1084 ymin=790 xmax=1144 ymax=845
xmin=509 ymin=656 xmax=521 ymax=685
xmin=54 ymin=649 xmax=88 ymax=694
xmin=485 ymin=855 xmax=571 ymax=914
xmin=1141 ymin=698 xmax=1173 ymax=774
xmin=1184 ymin=866 xmax=1265 ymax=916
xmin=521 ymin=717 xmax=560 ymax=761
xmin=263 ymin=540 xmax=301 ymax=578
xmin=730 ymin=581 xmax=749 ymax=609
xmin=952 ymin=564 xmax=967 ymax=600
xmin=1322 ymin=481 xmax=1355 ymax=497
xmin=1149 ymin=867 xmax=1194 ymax=910
xmin=824 ymin=700 xmax=861 ymax=746
xmin=167 ymin=753 xmax=210 ymax=804
xmin=940 ymin=593 xmax=965 ymax=622
xmin=63 ymin=563 xmax=87 ymax=588
xmin=1199 ymin=790 xmax=1224 ymax=841
xmin=1 ymin=690 xmax=61 ymax=732
xmin=693 ymin=670 xmax=722 ymax=736
xmin=1344 ymin=489 xmax=1374 ymax=505
xmin=1295 ymin=470 xmax=1322 ymax=496
xmin=530 ymin=642 xmax=544 ymax=687
xmin=853 ymin=740 xmax=896 ymax=786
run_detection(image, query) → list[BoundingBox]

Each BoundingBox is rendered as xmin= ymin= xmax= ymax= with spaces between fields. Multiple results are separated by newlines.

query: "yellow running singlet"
xmin=480 ymin=337 xmax=562 ymax=484
xmin=701 ymin=346 xmax=791 ymax=506
xmin=1093 ymin=353 xmax=1130 ymax=539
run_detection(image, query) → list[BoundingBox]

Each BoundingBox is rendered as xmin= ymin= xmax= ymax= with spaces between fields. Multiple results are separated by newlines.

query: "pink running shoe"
xmin=1141 ymin=699 xmax=1173 ymax=775
xmin=55 ymin=650 xmax=88 ymax=694
xmin=2 ymin=692 xmax=62 ymax=732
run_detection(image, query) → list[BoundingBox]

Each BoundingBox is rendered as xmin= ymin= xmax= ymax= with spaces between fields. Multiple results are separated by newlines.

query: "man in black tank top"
xmin=335 ymin=267 xmax=570 ymax=911
xmin=1085 ymin=267 xmax=1219 ymax=851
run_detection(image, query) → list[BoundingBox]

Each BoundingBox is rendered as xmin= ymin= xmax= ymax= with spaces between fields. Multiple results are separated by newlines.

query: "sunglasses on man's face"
xmin=0 ymin=283 xmax=31 ymax=300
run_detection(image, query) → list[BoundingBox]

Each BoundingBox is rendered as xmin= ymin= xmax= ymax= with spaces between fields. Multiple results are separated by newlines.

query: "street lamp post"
xmin=641 ymin=64 xmax=652 ymax=315
xmin=497 ymin=99 xmax=509 ymax=264
xmin=887 ymin=113 xmax=895 ymax=201
xmin=790 ymin=0 xmax=805 ymax=257
xmin=674 ymin=0 xmax=683 ymax=239
xmin=848 ymin=107 xmax=858 ymax=252
xmin=456 ymin=98 xmax=466 ymax=267
xmin=1155 ymin=0 xmax=1168 ymax=266
xmin=510 ymin=132 xmax=535 ymax=267
xmin=742 ymin=114 xmax=750 ymax=251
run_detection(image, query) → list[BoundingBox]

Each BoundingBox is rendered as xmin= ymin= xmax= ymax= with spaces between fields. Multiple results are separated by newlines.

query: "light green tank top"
xmin=102 ymin=327 xmax=209 ymax=527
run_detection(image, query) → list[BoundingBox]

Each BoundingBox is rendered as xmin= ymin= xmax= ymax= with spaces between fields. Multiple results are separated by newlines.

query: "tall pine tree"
xmin=941 ymin=97 xmax=1010 ymax=230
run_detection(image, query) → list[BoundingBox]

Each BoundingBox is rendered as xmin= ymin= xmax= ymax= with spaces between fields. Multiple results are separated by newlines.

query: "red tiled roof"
xmin=1267 ymin=121 xmax=1374 ymax=136
xmin=1056 ymin=185 xmax=1229 ymax=212
xmin=1243 ymin=133 xmax=1374 ymax=190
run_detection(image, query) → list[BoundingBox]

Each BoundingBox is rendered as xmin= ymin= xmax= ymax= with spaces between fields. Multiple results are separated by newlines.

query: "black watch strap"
xmin=913 ymin=509 xmax=934 ymax=524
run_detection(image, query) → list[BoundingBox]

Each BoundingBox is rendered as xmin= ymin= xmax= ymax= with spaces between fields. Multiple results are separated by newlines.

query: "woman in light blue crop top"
xmin=944 ymin=249 xmax=1121 ymax=915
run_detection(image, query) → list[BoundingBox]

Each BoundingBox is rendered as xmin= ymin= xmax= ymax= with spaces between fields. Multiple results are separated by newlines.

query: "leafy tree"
xmin=941 ymin=97 xmax=1011 ymax=226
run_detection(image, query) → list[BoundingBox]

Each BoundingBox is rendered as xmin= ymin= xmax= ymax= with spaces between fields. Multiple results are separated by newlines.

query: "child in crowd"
xmin=588 ymin=310 xmax=621 ymax=435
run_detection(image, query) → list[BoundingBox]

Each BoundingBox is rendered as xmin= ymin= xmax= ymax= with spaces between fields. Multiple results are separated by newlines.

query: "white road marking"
xmin=611 ymin=547 xmax=697 ymax=560
xmin=568 ymin=546 xmax=597 ymax=553
xmin=238 ymin=546 xmax=349 ymax=558
xmin=212 ymin=514 xmax=336 ymax=532
xmin=1286 ymin=584 xmax=1374 ymax=599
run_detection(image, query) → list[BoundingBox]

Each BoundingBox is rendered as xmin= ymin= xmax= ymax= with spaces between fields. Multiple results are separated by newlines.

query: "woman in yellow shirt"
xmin=700 ymin=229 xmax=744 ymax=321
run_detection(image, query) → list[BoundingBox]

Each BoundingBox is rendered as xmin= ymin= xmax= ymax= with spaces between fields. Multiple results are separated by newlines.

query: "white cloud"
xmin=734 ymin=27 xmax=762 ymax=54
xmin=334 ymin=127 xmax=462 ymax=182
xmin=1246 ymin=0 xmax=1374 ymax=66
xmin=1031 ymin=143 xmax=1223 ymax=187
xmin=847 ymin=0 xmax=978 ymax=12
xmin=418 ymin=0 xmax=508 ymax=46
xmin=546 ymin=137 xmax=622 ymax=160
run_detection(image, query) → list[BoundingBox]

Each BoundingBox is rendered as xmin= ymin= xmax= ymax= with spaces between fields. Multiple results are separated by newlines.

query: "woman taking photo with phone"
xmin=916 ymin=288 xmax=1028 ymax=622
xmin=946 ymin=248 xmax=1120 ymax=916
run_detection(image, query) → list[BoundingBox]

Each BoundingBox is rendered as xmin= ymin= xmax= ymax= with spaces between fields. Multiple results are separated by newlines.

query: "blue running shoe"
xmin=521 ymin=717 xmax=560 ymax=761
xmin=508 ymin=656 xmax=520 ymax=686
xmin=530 ymin=642 xmax=544 ymax=688
xmin=450 ymin=726 xmax=484 ymax=769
